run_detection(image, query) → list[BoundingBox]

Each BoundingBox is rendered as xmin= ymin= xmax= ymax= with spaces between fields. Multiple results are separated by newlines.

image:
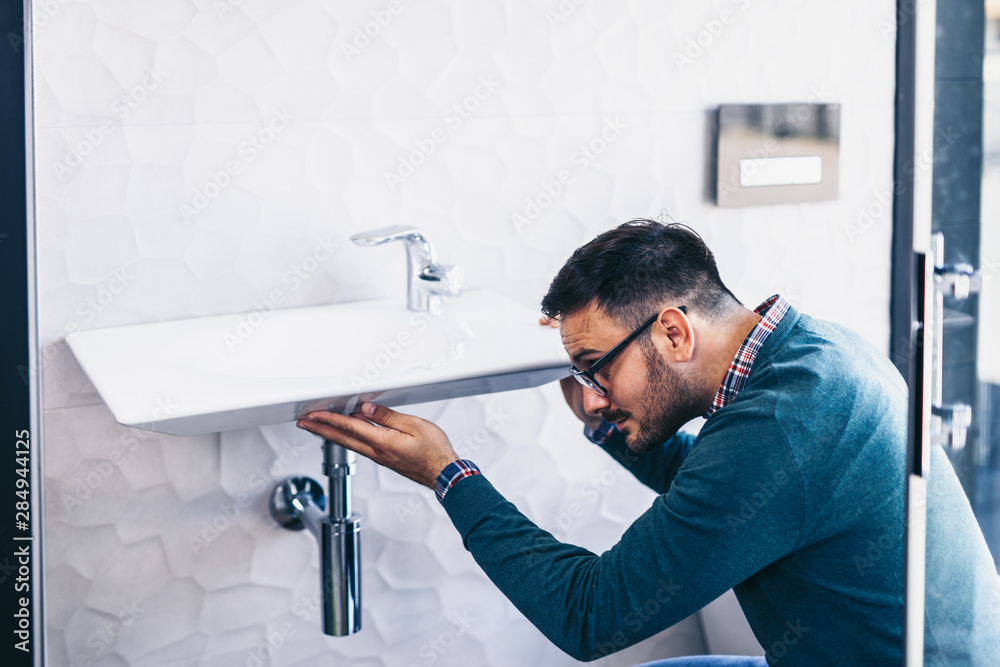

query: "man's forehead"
xmin=560 ymin=304 xmax=619 ymax=357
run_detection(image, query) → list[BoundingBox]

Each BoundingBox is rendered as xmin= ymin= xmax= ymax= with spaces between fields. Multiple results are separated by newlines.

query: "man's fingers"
xmin=297 ymin=406 xmax=458 ymax=489
xmin=359 ymin=402 xmax=412 ymax=433
xmin=306 ymin=410 xmax=391 ymax=439
xmin=298 ymin=410 xmax=400 ymax=454
xmin=296 ymin=418 xmax=379 ymax=460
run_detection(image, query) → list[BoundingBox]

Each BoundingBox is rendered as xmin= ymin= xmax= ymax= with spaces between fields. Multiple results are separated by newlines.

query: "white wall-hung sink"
xmin=67 ymin=290 xmax=569 ymax=436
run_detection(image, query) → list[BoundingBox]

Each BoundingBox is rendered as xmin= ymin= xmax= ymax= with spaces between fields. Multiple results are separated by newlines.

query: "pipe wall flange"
xmin=270 ymin=476 xmax=326 ymax=531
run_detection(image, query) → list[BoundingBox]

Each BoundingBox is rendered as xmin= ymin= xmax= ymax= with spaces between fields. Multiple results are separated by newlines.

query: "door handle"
xmin=929 ymin=232 xmax=982 ymax=450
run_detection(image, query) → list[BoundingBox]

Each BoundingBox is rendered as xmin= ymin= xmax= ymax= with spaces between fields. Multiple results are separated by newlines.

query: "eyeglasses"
xmin=569 ymin=306 xmax=686 ymax=397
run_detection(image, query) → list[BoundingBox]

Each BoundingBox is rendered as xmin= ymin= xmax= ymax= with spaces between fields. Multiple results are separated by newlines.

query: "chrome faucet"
xmin=270 ymin=441 xmax=361 ymax=636
xmin=350 ymin=225 xmax=464 ymax=312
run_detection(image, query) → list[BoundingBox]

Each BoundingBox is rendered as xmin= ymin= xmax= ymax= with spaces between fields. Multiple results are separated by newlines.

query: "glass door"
xmin=907 ymin=2 xmax=1000 ymax=665
xmin=899 ymin=1 xmax=1000 ymax=665
xmin=976 ymin=0 xmax=1000 ymax=570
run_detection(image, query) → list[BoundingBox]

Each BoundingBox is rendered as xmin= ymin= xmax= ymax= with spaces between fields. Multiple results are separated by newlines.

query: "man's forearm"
xmin=441 ymin=473 xmax=702 ymax=661
xmin=440 ymin=416 xmax=804 ymax=662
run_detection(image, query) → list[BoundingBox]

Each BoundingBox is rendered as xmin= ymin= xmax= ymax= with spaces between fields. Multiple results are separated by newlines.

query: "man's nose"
xmin=582 ymin=386 xmax=611 ymax=416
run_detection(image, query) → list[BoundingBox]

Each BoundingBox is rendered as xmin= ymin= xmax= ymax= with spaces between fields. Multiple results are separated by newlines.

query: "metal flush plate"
xmin=715 ymin=103 xmax=841 ymax=207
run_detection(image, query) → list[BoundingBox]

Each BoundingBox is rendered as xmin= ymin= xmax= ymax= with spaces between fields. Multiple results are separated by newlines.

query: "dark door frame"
xmin=1 ymin=1 xmax=41 ymax=664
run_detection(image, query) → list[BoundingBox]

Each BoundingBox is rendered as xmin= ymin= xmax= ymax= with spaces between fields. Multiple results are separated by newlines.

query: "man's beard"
xmin=608 ymin=343 xmax=698 ymax=454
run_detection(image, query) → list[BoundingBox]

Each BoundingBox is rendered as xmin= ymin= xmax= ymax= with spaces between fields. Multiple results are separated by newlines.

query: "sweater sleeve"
xmin=585 ymin=419 xmax=695 ymax=495
xmin=441 ymin=415 xmax=804 ymax=661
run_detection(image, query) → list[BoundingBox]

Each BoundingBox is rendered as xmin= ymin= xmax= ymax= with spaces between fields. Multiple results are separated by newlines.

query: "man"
xmin=298 ymin=219 xmax=1000 ymax=665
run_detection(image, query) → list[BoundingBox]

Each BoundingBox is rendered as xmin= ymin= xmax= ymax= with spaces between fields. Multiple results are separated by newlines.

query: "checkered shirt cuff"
xmin=435 ymin=460 xmax=481 ymax=502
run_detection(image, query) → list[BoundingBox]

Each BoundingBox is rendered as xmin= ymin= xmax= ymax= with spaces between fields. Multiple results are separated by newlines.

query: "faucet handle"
xmin=421 ymin=263 xmax=465 ymax=297
xmin=349 ymin=225 xmax=426 ymax=247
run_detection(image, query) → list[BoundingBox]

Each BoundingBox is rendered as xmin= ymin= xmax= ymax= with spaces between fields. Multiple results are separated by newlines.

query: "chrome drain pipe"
xmin=270 ymin=439 xmax=362 ymax=636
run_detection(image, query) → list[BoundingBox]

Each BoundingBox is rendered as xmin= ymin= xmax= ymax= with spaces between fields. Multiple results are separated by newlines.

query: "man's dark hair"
xmin=541 ymin=218 xmax=741 ymax=330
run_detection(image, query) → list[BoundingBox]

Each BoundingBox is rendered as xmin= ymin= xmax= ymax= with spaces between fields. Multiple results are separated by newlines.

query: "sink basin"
xmin=66 ymin=290 xmax=569 ymax=436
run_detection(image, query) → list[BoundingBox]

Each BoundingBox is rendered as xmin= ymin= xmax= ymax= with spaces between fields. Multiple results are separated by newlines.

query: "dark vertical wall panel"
xmin=0 ymin=0 xmax=37 ymax=664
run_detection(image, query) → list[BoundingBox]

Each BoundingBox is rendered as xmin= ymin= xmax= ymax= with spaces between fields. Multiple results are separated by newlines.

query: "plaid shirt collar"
xmin=704 ymin=294 xmax=789 ymax=418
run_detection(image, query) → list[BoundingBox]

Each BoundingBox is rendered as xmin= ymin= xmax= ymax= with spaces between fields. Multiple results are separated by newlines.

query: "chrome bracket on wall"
xmin=715 ymin=102 xmax=841 ymax=207
xmin=929 ymin=232 xmax=983 ymax=450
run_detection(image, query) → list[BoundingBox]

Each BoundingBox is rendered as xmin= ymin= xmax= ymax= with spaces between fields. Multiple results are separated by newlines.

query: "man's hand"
xmin=541 ymin=315 xmax=604 ymax=431
xmin=297 ymin=402 xmax=459 ymax=488
xmin=559 ymin=376 xmax=604 ymax=431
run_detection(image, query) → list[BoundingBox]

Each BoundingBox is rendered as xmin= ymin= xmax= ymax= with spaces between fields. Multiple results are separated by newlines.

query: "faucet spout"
xmin=270 ymin=442 xmax=362 ymax=636
xmin=350 ymin=226 xmax=464 ymax=312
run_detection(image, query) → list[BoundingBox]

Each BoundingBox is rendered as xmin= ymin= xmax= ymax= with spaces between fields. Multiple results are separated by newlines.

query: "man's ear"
xmin=653 ymin=307 xmax=694 ymax=363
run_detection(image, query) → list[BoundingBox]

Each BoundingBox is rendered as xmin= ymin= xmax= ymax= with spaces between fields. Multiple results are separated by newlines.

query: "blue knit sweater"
xmin=442 ymin=306 xmax=1000 ymax=664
